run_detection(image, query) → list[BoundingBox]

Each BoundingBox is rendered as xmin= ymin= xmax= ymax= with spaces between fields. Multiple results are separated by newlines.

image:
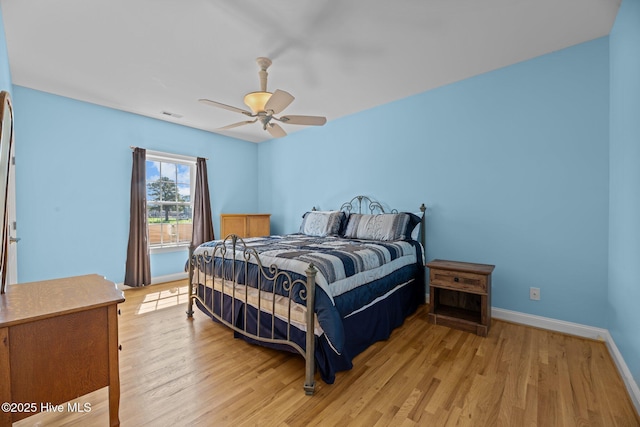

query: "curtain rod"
xmin=129 ymin=146 xmax=207 ymax=160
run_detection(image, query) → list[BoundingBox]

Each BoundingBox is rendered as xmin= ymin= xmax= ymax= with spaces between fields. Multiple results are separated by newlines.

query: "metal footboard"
xmin=186 ymin=235 xmax=318 ymax=395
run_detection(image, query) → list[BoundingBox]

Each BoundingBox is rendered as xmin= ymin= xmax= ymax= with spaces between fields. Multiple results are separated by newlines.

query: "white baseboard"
xmin=492 ymin=307 xmax=640 ymax=416
xmin=601 ymin=329 xmax=640 ymax=417
xmin=492 ymin=307 xmax=609 ymax=340
xmin=117 ymin=272 xmax=188 ymax=290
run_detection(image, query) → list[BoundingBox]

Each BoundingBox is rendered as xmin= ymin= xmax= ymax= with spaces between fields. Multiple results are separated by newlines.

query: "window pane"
xmin=147 ymin=186 xmax=157 ymax=202
xmin=176 ymin=164 xmax=190 ymax=185
xmin=160 ymin=179 xmax=178 ymax=202
xmin=177 ymin=183 xmax=190 ymax=203
xmin=146 ymin=161 xmax=160 ymax=181
xmin=148 ymin=203 xmax=162 ymax=220
xmin=146 ymin=161 xmax=160 ymax=201
xmin=176 ymin=221 xmax=193 ymax=244
xmin=149 ymin=181 xmax=165 ymax=202
xmin=147 ymin=204 xmax=163 ymax=246
xmin=166 ymin=219 xmax=177 ymax=245
xmin=160 ymin=162 xmax=176 ymax=181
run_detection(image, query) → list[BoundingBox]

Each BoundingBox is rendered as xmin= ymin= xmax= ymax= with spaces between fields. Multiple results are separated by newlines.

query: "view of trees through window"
xmin=146 ymin=158 xmax=193 ymax=247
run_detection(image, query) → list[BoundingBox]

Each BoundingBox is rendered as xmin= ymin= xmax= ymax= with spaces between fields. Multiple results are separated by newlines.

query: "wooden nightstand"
xmin=426 ymin=259 xmax=495 ymax=337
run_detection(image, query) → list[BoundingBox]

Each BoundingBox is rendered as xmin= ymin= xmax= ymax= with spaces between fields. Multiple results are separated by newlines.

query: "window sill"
xmin=150 ymin=244 xmax=190 ymax=254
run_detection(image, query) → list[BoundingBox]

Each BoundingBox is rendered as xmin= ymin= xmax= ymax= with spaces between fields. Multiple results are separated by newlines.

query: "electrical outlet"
xmin=530 ymin=287 xmax=540 ymax=301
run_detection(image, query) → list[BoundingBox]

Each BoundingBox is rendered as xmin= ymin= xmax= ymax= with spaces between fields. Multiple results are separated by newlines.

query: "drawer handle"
xmin=454 ymin=277 xmax=459 ymax=282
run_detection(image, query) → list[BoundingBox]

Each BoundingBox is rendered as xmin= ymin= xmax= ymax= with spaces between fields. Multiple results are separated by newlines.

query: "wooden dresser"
xmin=220 ymin=214 xmax=270 ymax=238
xmin=426 ymin=259 xmax=495 ymax=337
xmin=0 ymin=274 xmax=125 ymax=426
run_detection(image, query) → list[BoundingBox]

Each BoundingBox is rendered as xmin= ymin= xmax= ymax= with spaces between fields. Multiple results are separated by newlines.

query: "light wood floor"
xmin=16 ymin=280 xmax=640 ymax=427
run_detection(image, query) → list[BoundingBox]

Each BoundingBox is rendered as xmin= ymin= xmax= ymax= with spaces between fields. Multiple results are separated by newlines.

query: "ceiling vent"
xmin=161 ymin=111 xmax=183 ymax=119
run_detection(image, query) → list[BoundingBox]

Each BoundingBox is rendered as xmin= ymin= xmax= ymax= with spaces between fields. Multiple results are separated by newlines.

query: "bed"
xmin=186 ymin=196 xmax=427 ymax=395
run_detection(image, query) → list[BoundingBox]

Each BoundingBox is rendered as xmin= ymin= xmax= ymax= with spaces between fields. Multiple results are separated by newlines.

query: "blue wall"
xmin=12 ymin=87 xmax=258 ymax=284
xmin=609 ymin=0 xmax=640 ymax=388
xmin=259 ymin=38 xmax=610 ymax=328
xmin=2 ymin=0 xmax=638 ymax=389
xmin=0 ymin=4 xmax=11 ymax=93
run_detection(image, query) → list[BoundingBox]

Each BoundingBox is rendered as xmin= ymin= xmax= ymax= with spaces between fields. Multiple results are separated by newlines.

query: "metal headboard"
xmin=312 ymin=195 xmax=426 ymax=219
xmin=339 ymin=195 xmax=397 ymax=214
xmin=311 ymin=195 xmax=427 ymax=249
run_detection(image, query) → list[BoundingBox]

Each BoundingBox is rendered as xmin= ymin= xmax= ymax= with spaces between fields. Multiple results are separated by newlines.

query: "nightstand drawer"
xmin=430 ymin=269 xmax=487 ymax=294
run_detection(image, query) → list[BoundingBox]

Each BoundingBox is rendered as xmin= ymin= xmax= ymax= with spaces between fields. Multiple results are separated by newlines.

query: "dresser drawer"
xmin=429 ymin=268 xmax=488 ymax=294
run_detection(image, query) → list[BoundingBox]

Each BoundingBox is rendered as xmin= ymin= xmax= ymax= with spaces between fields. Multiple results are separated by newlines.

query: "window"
xmin=145 ymin=151 xmax=196 ymax=250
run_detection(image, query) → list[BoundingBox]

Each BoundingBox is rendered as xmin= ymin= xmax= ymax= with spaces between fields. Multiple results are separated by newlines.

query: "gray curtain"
xmin=191 ymin=157 xmax=214 ymax=248
xmin=124 ymin=147 xmax=151 ymax=287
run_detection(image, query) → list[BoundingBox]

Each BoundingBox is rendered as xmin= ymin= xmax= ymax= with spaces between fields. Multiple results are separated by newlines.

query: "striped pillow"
xmin=299 ymin=211 xmax=345 ymax=237
xmin=343 ymin=213 xmax=410 ymax=241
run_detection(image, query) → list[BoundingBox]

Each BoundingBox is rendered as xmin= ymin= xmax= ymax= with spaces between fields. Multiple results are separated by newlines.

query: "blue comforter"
xmin=193 ymin=234 xmax=423 ymax=355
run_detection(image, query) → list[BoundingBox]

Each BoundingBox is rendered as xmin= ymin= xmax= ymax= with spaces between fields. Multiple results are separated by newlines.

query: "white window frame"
xmin=145 ymin=150 xmax=196 ymax=253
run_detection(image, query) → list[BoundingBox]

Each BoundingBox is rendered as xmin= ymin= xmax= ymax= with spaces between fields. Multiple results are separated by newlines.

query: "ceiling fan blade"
xmin=218 ymin=119 xmax=257 ymax=130
xmin=264 ymin=89 xmax=294 ymax=114
xmin=199 ymin=99 xmax=252 ymax=116
xmin=267 ymin=123 xmax=287 ymax=138
xmin=280 ymin=115 xmax=327 ymax=126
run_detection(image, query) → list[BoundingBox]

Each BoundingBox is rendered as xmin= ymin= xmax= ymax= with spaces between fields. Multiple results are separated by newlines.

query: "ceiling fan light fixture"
xmin=244 ymin=91 xmax=272 ymax=113
xmin=201 ymin=57 xmax=326 ymax=137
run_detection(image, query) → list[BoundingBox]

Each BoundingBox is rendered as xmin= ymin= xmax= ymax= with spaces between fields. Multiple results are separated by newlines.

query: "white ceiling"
xmin=1 ymin=0 xmax=620 ymax=143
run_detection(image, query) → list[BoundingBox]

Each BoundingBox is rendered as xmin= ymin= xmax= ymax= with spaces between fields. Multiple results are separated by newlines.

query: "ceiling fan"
xmin=199 ymin=57 xmax=327 ymax=138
